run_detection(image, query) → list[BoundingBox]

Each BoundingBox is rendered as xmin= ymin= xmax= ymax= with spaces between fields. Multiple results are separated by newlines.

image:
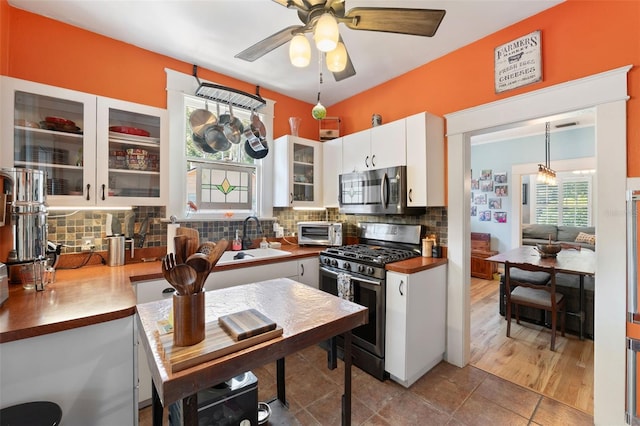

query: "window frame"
xmin=165 ymin=68 xmax=275 ymax=221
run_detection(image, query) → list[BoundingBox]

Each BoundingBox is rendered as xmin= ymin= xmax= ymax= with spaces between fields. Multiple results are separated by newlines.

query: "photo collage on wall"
xmin=471 ymin=169 xmax=508 ymax=223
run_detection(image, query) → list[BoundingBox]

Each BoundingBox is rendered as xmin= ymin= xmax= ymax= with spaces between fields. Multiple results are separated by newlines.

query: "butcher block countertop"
xmin=0 ymin=245 xmax=322 ymax=344
xmin=385 ymin=256 xmax=448 ymax=274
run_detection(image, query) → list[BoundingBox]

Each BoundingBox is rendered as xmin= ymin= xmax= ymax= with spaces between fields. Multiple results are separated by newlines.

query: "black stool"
xmin=0 ymin=401 xmax=62 ymax=426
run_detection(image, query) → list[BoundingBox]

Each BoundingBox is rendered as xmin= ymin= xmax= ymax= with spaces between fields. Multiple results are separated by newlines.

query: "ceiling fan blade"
xmin=271 ymin=0 xmax=311 ymax=10
xmin=343 ymin=8 xmax=446 ymax=37
xmin=235 ymin=25 xmax=303 ymax=62
xmin=332 ymin=36 xmax=355 ymax=82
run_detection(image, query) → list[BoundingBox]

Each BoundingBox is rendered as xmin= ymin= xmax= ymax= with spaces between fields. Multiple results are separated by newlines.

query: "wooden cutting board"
xmin=218 ymin=309 xmax=277 ymax=341
xmin=158 ymin=321 xmax=283 ymax=373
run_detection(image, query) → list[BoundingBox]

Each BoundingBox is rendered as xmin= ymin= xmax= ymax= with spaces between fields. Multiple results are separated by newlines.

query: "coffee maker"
xmin=0 ymin=168 xmax=59 ymax=285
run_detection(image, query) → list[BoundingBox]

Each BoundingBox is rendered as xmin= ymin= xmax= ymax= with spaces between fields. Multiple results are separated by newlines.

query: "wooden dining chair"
xmin=504 ymin=261 xmax=566 ymax=351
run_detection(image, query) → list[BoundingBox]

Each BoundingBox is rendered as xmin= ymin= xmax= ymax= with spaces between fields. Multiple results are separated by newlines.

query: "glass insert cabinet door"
xmin=293 ymin=142 xmax=316 ymax=202
xmin=6 ymin=86 xmax=97 ymax=204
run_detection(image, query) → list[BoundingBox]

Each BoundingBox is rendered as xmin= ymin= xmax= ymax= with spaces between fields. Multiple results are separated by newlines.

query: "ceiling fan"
xmin=235 ymin=0 xmax=446 ymax=82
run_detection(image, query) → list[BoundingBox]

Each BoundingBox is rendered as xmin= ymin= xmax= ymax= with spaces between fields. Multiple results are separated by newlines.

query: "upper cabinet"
xmin=322 ymin=137 xmax=342 ymax=208
xmin=273 ymin=135 xmax=323 ymax=208
xmin=0 ymin=77 xmax=168 ymax=208
xmin=342 ymin=120 xmax=406 ymax=173
xmin=405 ymin=112 xmax=444 ymax=207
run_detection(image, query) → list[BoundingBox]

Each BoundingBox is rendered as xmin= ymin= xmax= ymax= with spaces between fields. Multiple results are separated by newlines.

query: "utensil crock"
xmin=173 ymin=291 xmax=205 ymax=347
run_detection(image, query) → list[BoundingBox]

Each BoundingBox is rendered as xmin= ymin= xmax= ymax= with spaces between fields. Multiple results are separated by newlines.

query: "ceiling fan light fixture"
xmin=314 ymin=13 xmax=339 ymax=52
xmin=289 ymin=33 xmax=311 ymax=67
xmin=326 ymin=41 xmax=347 ymax=72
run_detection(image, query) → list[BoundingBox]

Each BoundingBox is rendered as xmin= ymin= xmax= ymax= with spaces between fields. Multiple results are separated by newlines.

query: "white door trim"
xmin=445 ymin=65 xmax=631 ymax=425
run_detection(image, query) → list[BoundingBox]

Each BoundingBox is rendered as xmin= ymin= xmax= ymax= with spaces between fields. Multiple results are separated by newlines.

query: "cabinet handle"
xmin=399 ymin=280 xmax=405 ymax=296
xmin=162 ymin=287 xmax=175 ymax=294
xmin=409 ymin=188 xmax=413 ymax=202
xmin=290 ymin=192 xmax=293 ymax=205
xmin=101 ymin=184 xmax=106 ymax=201
xmin=300 ymin=264 xmax=304 ymax=276
xmin=86 ymin=183 xmax=91 ymax=201
xmin=365 ymin=155 xmax=369 ymax=168
xmin=371 ymin=154 xmax=376 ymax=167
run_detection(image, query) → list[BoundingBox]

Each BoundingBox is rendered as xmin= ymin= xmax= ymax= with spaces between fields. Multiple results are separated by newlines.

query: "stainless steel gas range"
xmin=318 ymin=223 xmax=424 ymax=380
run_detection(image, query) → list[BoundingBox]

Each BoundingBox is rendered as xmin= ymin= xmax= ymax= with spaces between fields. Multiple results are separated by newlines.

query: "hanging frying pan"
xmin=244 ymin=128 xmax=269 ymax=159
xmin=204 ymin=103 xmax=231 ymax=151
xmin=189 ymin=102 xmax=217 ymax=137
xmin=222 ymin=103 xmax=243 ymax=144
xmin=193 ymin=132 xmax=217 ymax=154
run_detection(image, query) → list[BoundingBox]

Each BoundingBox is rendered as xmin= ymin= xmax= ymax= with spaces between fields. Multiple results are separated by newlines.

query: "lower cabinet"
xmin=385 ymin=265 xmax=447 ymax=387
xmin=0 ymin=316 xmax=136 ymax=425
xmin=135 ymin=278 xmax=175 ymax=407
xmin=297 ymin=257 xmax=319 ymax=288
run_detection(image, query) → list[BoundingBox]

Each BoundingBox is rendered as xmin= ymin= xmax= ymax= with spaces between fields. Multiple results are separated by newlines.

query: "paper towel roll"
xmin=167 ymin=224 xmax=180 ymax=255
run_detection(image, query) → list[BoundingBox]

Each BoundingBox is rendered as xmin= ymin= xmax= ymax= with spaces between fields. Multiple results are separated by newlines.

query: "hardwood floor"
xmin=470 ymin=276 xmax=594 ymax=415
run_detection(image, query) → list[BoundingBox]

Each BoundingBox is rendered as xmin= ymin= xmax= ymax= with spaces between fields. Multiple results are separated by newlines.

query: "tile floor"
xmin=140 ymin=344 xmax=593 ymax=425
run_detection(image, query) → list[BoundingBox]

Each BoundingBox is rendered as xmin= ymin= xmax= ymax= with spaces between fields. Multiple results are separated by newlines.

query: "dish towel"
xmin=337 ymin=273 xmax=354 ymax=302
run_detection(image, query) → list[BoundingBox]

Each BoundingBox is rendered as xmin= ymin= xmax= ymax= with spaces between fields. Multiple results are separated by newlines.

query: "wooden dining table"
xmin=136 ymin=278 xmax=368 ymax=426
xmin=487 ymin=245 xmax=596 ymax=339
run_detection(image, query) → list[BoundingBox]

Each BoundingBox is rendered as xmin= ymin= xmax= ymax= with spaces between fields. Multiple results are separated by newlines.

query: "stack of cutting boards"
xmin=158 ymin=309 xmax=282 ymax=373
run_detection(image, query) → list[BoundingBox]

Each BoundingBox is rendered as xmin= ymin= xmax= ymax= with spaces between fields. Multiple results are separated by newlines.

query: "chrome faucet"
xmin=242 ymin=216 xmax=263 ymax=250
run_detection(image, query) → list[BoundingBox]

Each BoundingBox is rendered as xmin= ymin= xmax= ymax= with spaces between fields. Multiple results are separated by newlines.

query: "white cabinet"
xmin=342 ymin=129 xmax=370 ymax=173
xmin=1 ymin=76 xmax=168 ymax=207
xmin=0 ymin=316 xmax=136 ymax=425
xmin=273 ymin=135 xmax=323 ymax=208
xmin=297 ymin=257 xmax=319 ymax=288
xmin=322 ymin=137 xmax=342 ymax=207
xmin=405 ymin=111 xmax=445 ymax=207
xmin=385 ymin=264 xmax=447 ymax=387
xmin=341 ymin=120 xmax=406 ymax=173
xmin=370 ymin=119 xmax=406 ymax=169
xmin=134 ymin=278 xmax=175 ymax=406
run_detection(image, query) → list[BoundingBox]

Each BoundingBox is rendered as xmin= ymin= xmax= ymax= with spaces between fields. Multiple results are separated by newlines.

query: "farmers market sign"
xmin=495 ymin=30 xmax=542 ymax=93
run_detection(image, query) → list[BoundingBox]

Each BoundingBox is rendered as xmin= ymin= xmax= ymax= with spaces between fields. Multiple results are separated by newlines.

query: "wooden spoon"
xmin=206 ymin=239 xmax=229 ymax=271
xmin=169 ymin=263 xmax=197 ymax=295
xmin=174 ymin=235 xmax=188 ymax=264
xmin=186 ymin=252 xmax=211 ymax=293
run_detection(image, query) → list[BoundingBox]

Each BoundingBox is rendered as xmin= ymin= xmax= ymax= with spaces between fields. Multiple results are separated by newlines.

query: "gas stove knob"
xmin=323 ymin=257 xmax=331 ymax=265
xmin=343 ymin=262 xmax=351 ymax=271
xmin=358 ymin=264 xmax=365 ymax=273
xmin=330 ymin=259 xmax=338 ymax=267
xmin=366 ymin=266 xmax=375 ymax=275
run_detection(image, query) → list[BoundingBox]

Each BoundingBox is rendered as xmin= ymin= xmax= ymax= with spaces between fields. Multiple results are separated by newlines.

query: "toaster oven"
xmin=297 ymin=222 xmax=342 ymax=246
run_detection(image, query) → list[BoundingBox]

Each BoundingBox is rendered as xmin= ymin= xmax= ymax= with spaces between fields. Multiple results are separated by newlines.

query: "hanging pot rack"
xmin=192 ymin=65 xmax=266 ymax=111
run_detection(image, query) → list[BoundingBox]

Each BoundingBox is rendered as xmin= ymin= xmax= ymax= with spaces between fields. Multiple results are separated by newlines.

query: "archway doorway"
xmin=445 ymin=65 xmax=630 ymax=424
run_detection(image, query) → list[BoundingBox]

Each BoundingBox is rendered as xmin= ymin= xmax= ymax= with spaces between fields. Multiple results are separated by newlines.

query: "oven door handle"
xmin=320 ymin=267 xmax=382 ymax=286
xmin=381 ymin=172 xmax=389 ymax=209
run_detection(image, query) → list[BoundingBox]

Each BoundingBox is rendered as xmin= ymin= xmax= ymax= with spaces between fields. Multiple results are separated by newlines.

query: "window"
xmin=533 ymin=172 xmax=593 ymax=226
xmin=184 ymin=95 xmax=258 ymax=215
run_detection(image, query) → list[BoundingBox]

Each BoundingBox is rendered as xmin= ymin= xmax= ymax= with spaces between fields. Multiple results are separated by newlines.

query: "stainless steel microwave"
xmin=338 ymin=165 xmax=423 ymax=215
xmin=297 ymin=222 xmax=342 ymax=246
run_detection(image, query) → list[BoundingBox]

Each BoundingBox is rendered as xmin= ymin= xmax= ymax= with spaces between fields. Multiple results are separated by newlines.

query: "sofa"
xmin=521 ymin=223 xmax=596 ymax=251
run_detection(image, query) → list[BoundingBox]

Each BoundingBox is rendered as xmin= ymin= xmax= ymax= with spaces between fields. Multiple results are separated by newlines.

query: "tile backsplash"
xmin=47 ymin=206 xmax=448 ymax=253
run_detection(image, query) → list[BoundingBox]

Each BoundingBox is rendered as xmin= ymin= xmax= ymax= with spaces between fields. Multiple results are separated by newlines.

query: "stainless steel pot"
xmin=0 ymin=168 xmax=48 ymax=262
xmin=189 ymin=108 xmax=217 ymax=137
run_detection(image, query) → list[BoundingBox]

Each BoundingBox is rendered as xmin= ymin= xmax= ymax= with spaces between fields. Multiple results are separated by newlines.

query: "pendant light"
xmin=326 ymin=41 xmax=347 ymax=72
xmin=537 ymin=121 xmax=557 ymax=185
xmin=289 ymin=33 xmax=311 ymax=67
xmin=312 ymin=60 xmax=326 ymax=120
xmin=314 ymin=13 xmax=339 ymax=52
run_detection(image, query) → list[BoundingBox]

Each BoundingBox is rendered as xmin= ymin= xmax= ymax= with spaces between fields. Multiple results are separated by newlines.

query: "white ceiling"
xmin=9 ymin=0 xmax=564 ymax=106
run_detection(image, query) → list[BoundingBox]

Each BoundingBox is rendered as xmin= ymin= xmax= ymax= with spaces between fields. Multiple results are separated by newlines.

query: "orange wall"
xmin=0 ymin=0 xmax=317 ymax=140
xmin=1 ymin=0 xmax=639 ymax=172
xmin=330 ymin=0 xmax=640 ymax=176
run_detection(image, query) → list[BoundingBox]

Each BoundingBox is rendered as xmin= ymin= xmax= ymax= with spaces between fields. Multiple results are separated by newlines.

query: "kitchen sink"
xmin=216 ymin=248 xmax=292 ymax=266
